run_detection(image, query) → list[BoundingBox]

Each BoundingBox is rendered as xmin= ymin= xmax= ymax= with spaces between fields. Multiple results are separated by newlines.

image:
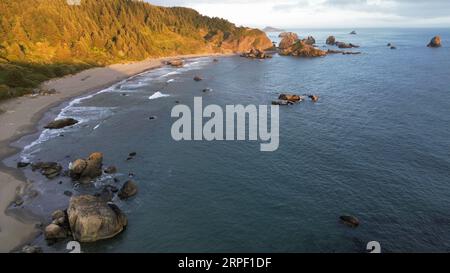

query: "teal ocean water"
xmin=9 ymin=28 xmax=450 ymax=252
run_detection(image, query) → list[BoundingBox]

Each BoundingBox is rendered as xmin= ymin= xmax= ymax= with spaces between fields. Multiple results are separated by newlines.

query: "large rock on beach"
xmin=427 ymin=36 xmax=442 ymax=48
xmin=67 ymin=195 xmax=127 ymax=243
xmin=44 ymin=118 xmax=78 ymax=129
xmin=69 ymin=152 xmax=103 ymax=182
xmin=44 ymin=223 xmax=67 ymax=240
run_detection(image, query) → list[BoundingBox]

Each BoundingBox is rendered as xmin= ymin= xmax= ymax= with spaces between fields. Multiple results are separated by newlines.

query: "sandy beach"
xmin=0 ymin=53 xmax=229 ymax=252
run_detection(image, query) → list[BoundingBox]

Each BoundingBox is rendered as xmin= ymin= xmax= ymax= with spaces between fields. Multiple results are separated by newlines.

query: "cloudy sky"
xmin=146 ymin=0 xmax=450 ymax=28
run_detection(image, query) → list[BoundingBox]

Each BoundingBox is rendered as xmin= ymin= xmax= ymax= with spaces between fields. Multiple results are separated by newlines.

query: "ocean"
xmin=6 ymin=28 xmax=450 ymax=252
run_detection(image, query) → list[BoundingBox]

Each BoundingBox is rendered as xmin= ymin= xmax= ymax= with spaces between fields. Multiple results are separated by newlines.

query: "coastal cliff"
xmin=0 ymin=0 xmax=272 ymax=100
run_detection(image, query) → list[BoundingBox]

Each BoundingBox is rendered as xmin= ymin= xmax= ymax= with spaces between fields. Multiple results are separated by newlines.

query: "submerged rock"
xmin=340 ymin=215 xmax=360 ymax=228
xmin=272 ymin=100 xmax=294 ymax=106
xmin=278 ymin=32 xmax=299 ymax=50
xmin=427 ymin=36 xmax=442 ymax=48
xmin=193 ymin=76 xmax=203 ymax=82
xmin=336 ymin=42 xmax=360 ymax=49
xmin=44 ymin=118 xmax=78 ymax=130
xmin=280 ymin=41 xmax=327 ymax=57
xmin=21 ymin=245 xmax=43 ymax=253
xmin=240 ymin=48 xmax=272 ymax=59
xmin=350 ymin=30 xmax=357 ymax=35
xmin=302 ymin=36 xmax=316 ymax=45
xmin=67 ymin=195 xmax=127 ymax=243
xmin=64 ymin=191 xmax=73 ymax=197
xmin=118 ymin=180 xmax=138 ymax=200
xmin=327 ymin=49 xmax=361 ymax=55
xmin=309 ymin=95 xmax=319 ymax=102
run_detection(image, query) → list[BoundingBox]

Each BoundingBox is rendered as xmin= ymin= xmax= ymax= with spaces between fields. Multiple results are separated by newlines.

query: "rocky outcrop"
xmin=427 ymin=36 xmax=442 ymax=48
xmin=241 ymin=48 xmax=272 ymax=59
xmin=340 ymin=215 xmax=360 ymax=228
xmin=69 ymin=152 xmax=103 ymax=183
xmin=31 ymin=162 xmax=62 ymax=179
xmin=278 ymin=32 xmax=299 ymax=50
xmin=44 ymin=118 xmax=78 ymax=130
xmin=118 ymin=180 xmax=138 ymax=200
xmin=67 ymin=195 xmax=127 ymax=243
xmin=302 ymin=36 xmax=316 ymax=45
xmin=280 ymin=41 xmax=327 ymax=57
xmin=326 ymin=36 xmax=336 ymax=45
xmin=216 ymin=28 xmax=274 ymax=53
xmin=193 ymin=76 xmax=203 ymax=82
xmin=166 ymin=59 xmax=184 ymax=67
xmin=350 ymin=30 xmax=357 ymax=35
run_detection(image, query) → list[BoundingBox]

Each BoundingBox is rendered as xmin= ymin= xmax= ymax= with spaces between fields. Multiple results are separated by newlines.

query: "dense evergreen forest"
xmin=0 ymin=0 xmax=271 ymax=100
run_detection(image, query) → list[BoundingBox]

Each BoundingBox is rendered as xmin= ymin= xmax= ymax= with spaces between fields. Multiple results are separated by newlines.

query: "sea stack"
xmin=427 ymin=36 xmax=442 ymax=47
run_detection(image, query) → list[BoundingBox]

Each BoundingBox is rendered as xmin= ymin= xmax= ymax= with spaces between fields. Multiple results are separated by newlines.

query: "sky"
xmin=145 ymin=0 xmax=450 ymax=28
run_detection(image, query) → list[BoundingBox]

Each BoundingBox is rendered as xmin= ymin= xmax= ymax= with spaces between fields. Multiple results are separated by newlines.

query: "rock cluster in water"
xmin=69 ymin=152 xmax=104 ymax=183
xmin=280 ymin=40 xmax=327 ymax=57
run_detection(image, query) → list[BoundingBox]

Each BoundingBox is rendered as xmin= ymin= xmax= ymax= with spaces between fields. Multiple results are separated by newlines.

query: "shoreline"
xmin=0 ymin=52 xmax=232 ymax=252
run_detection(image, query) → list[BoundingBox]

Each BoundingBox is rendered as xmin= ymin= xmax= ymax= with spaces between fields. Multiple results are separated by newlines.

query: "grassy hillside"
xmin=0 ymin=0 xmax=272 ymax=100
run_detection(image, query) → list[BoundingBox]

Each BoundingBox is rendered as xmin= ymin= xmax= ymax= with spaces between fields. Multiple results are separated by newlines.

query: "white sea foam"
xmin=149 ymin=91 xmax=170 ymax=100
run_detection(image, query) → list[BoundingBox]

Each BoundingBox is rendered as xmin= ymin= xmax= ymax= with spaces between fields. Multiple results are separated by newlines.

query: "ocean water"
xmin=8 ymin=28 xmax=450 ymax=253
